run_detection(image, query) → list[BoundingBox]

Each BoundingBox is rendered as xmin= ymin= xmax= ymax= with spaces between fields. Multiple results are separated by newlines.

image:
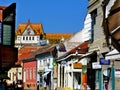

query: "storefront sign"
xmin=100 ymin=58 xmax=110 ymax=65
xmin=115 ymin=69 xmax=120 ymax=78
xmin=92 ymin=62 xmax=101 ymax=69
xmin=82 ymin=65 xmax=87 ymax=74
xmin=61 ymin=61 xmax=66 ymax=67
xmin=74 ymin=62 xmax=82 ymax=69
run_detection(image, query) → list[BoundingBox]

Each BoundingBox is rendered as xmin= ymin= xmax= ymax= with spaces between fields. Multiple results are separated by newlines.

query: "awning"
xmin=42 ymin=71 xmax=50 ymax=77
xmin=105 ymin=49 xmax=120 ymax=60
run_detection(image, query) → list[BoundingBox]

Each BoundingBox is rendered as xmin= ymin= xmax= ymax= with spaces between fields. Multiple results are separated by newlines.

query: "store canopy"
xmin=42 ymin=71 xmax=50 ymax=77
xmin=105 ymin=49 xmax=120 ymax=60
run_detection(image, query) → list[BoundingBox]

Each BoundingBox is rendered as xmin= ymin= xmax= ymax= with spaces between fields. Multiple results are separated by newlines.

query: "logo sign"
xmin=100 ymin=58 xmax=110 ymax=65
xmin=61 ymin=61 xmax=66 ymax=67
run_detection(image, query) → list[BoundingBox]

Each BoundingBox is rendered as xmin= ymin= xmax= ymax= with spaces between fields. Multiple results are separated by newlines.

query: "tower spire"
xmin=28 ymin=19 xmax=31 ymax=24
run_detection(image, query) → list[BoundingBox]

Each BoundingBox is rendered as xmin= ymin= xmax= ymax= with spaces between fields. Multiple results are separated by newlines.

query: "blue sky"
xmin=0 ymin=0 xmax=88 ymax=33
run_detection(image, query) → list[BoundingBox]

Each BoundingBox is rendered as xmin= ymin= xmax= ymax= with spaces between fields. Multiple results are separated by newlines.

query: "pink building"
xmin=23 ymin=58 xmax=37 ymax=89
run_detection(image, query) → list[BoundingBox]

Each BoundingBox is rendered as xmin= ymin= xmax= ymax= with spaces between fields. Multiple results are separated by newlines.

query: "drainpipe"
xmin=99 ymin=70 xmax=102 ymax=90
xmin=111 ymin=61 xmax=115 ymax=90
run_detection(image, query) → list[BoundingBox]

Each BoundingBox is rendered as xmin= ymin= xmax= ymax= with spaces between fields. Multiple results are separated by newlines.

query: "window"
xmin=44 ymin=60 xmax=47 ymax=66
xmin=40 ymin=60 xmax=42 ymax=66
xmin=23 ymin=36 xmax=25 ymax=40
xmin=47 ymin=59 xmax=50 ymax=65
xmin=40 ymin=34 xmax=43 ymax=40
xmin=30 ymin=68 xmax=32 ymax=80
xmin=91 ymin=9 xmax=97 ymax=29
xmin=17 ymin=37 xmax=20 ymax=41
xmin=23 ymin=69 xmax=27 ymax=82
xmin=32 ymin=36 xmax=34 ymax=40
xmin=33 ymin=68 xmax=36 ymax=79
xmin=26 ymin=69 xmax=28 ymax=80
xmin=26 ymin=37 xmax=28 ymax=40
xmin=29 ymin=36 xmax=31 ymax=40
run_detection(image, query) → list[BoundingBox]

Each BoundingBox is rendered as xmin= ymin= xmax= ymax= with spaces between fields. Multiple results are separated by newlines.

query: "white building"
xmin=35 ymin=45 xmax=57 ymax=90
xmin=15 ymin=20 xmax=46 ymax=49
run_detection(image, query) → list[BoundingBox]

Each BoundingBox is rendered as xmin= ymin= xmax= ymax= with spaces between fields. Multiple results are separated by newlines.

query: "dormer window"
xmin=27 ymin=28 xmax=31 ymax=35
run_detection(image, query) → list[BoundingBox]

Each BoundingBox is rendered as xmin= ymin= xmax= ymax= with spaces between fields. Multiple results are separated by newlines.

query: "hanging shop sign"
xmin=61 ymin=61 xmax=67 ymax=67
xmin=100 ymin=58 xmax=110 ymax=65
xmin=92 ymin=62 xmax=101 ymax=69
xmin=115 ymin=69 xmax=120 ymax=78
xmin=82 ymin=65 xmax=87 ymax=74
xmin=74 ymin=62 xmax=82 ymax=69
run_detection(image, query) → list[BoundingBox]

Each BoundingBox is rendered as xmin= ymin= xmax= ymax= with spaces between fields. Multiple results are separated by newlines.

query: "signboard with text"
xmin=100 ymin=58 xmax=110 ymax=65
xmin=74 ymin=62 xmax=82 ymax=69
xmin=61 ymin=61 xmax=66 ymax=67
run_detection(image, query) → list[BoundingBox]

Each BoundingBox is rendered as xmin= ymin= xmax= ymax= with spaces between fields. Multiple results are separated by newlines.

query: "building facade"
xmin=57 ymin=41 xmax=89 ymax=90
xmin=35 ymin=45 xmax=57 ymax=90
xmin=23 ymin=59 xmax=37 ymax=89
xmin=15 ymin=20 xmax=46 ymax=49
xmin=87 ymin=0 xmax=110 ymax=90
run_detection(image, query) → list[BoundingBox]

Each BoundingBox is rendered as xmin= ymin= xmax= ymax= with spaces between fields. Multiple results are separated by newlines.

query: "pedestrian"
xmin=37 ymin=81 xmax=39 ymax=90
xmin=43 ymin=77 xmax=47 ymax=90
xmin=3 ymin=80 xmax=7 ymax=90
xmin=0 ymin=80 xmax=4 ymax=90
xmin=12 ymin=81 xmax=15 ymax=90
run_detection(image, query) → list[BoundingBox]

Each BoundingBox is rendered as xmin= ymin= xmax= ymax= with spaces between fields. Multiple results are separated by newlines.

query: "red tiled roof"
xmin=46 ymin=33 xmax=74 ymax=44
xmin=16 ymin=46 xmax=43 ymax=65
xmin=16 ymin=45 xmax=57 ymax=65
xmin=16 ymin=20 xmax=45 ymax=36
xmin=35 ymin=45 xmax=56 ymax=55
xmin=46 ymin=33 xmax=73 ymax=40
xmin=69 ymin=41 xmax=89 ymax=54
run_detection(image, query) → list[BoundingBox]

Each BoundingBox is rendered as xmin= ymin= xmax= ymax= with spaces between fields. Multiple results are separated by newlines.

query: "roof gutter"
xmin=57 ymin=53 xmax=83 ymax=62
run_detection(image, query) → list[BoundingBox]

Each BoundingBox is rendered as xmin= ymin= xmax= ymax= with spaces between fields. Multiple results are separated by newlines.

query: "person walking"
xmin=43 ymin=77 xmax=47 ymax=90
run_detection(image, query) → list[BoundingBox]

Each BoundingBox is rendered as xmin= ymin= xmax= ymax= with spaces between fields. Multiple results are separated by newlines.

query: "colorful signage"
xmin=74 ymin=62 xmax=82 ymax=69
xmin=100 ymin=58 xmax=110 ymax=65
xmin=61 ymin=61 xmax=67 ymax=67
xmin=82 ymin=65 xmax=87 ymax=74
xmin=115 ymin=69 xmax=120 ymax=78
